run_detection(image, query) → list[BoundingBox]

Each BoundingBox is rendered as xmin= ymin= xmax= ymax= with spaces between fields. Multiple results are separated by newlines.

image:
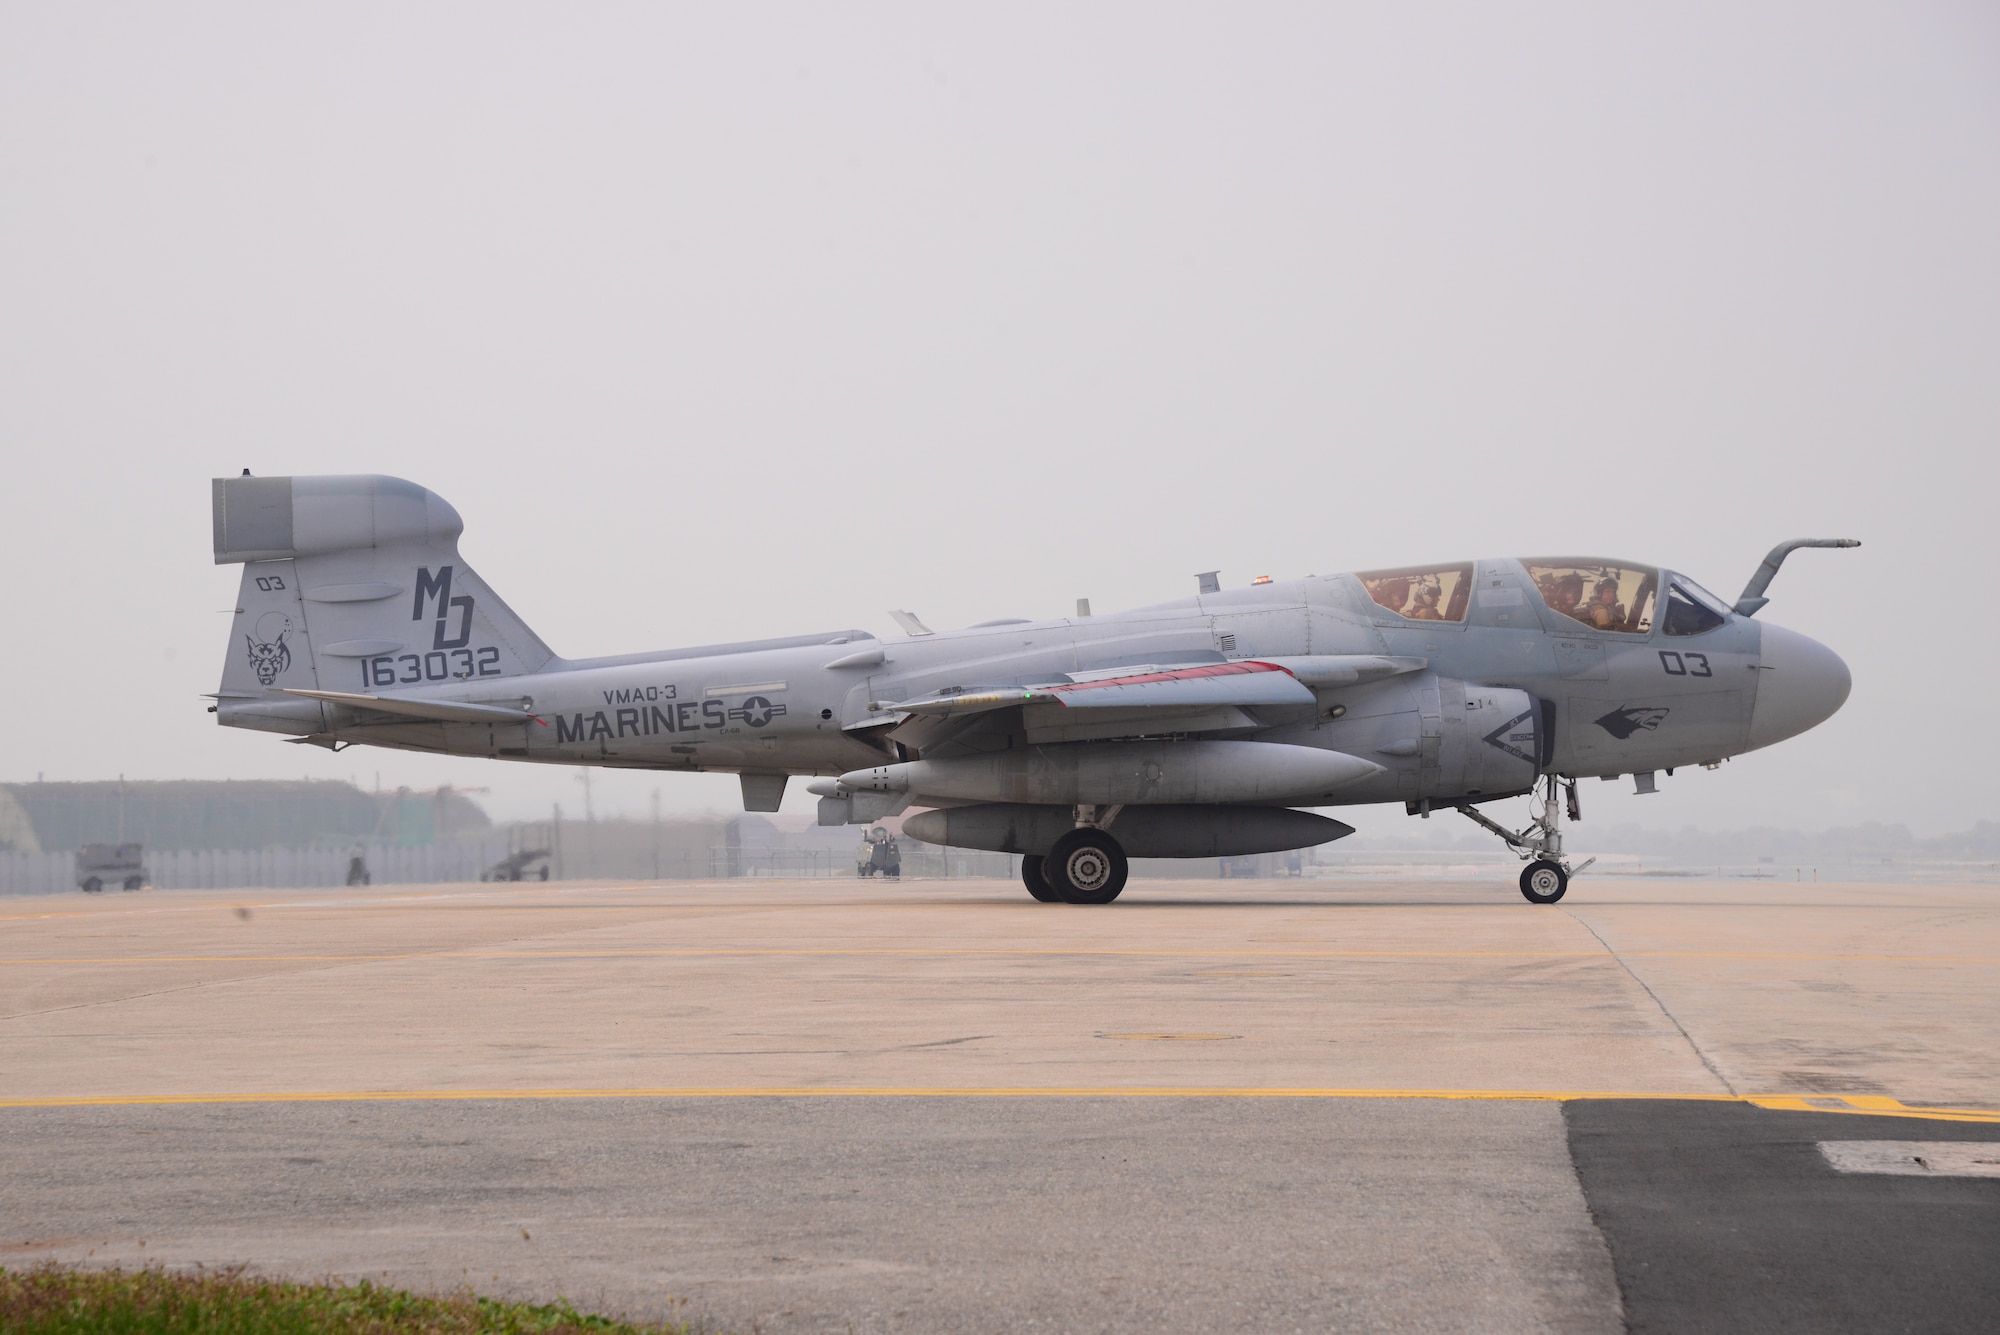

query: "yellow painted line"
xmin=1632 ymin=951 xmax=2000 ymax=964
xmin=4 ymin=948 xmax=1995 ymax=965
xmin=5 ymin=954 xmax=438 ymax=965
xmin=1741 ymin=1094 xmax=2000 ymax=1122
xmin=0 ymin=1087 xmax=1994 ymax=1122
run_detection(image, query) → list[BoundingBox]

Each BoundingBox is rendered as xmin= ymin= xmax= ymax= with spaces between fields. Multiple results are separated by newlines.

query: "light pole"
xmin=573 ymin=771 xmax=595 ymax=878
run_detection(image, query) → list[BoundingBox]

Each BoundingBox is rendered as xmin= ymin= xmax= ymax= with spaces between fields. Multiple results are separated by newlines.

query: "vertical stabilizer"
xmin=213 ymin=475 xmax=556 ymax=734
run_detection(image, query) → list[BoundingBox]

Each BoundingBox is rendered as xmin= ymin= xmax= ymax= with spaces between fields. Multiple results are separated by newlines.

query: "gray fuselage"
xmin=249 ymin=558 xmax=1842 ymax=812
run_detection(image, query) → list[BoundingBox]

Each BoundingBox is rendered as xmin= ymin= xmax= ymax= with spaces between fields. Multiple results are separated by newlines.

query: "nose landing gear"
xmin=1519 ymin=859 xmax=1568 ymax=904
xmin=1457 ymin=775 xmax=1596 ymax=904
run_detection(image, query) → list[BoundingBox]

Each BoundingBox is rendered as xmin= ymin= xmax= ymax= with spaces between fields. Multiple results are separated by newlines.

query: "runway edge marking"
xmin=2 ymin=1088 xmax=1995 ymax=1122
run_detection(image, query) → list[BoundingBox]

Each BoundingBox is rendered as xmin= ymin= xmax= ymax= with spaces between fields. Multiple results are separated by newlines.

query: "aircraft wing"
xmin=277 ymin=688 xmax=541 ymax=725
xmin=1043 ymin=661 xmax=1316 ymax=708
xmin=882 ymin=656 xmax=1426 ymax=718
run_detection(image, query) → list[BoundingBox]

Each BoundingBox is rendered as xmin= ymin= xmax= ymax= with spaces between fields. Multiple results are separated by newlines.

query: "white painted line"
xmin=1817 ymin=1141 xmax=2000 ymax=1177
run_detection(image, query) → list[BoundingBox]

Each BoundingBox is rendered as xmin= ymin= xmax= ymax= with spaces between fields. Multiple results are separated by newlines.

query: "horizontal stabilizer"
xmin=278 ymin=688 xmax=538 ymax=725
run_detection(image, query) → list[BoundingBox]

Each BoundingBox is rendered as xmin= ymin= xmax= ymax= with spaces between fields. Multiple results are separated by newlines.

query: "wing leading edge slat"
xmin=876 ymin=655 xmax=1427 ymax=720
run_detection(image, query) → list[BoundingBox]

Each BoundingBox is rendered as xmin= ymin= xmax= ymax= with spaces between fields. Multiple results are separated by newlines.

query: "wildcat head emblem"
xmin=245 ymin=612 xmax=293 ymax=686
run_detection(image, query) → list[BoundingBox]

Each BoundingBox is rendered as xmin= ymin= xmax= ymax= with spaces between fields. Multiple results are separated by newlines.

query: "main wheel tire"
xmin=81 ymin=877 xmax=102 ymax=894
xmin=1519 ymin=859 xmax=1568 ymax=904
xmin=1045 ymin=829 xmax=1129 ymax=905
xmin=123 ymin=876 xmax=142 ymax=892
xmin=1021 ymin=854 xmax=1063 ymax=903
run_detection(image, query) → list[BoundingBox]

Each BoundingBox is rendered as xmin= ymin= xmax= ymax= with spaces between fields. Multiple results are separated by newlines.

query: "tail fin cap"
xmin=213 ymin=475 xmax=464 ymax=564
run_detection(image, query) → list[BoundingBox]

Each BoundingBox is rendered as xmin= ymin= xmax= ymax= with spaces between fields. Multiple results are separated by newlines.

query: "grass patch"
xmin=0 ymin=1264 xmax=697 ymax=1335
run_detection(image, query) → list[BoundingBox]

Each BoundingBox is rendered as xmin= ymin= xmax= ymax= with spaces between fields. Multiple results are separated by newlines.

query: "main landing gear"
xmin=1022 ymin=813 xmax=1130 ymax=905
xmin=1020 ymin=855 xmax=1063 ymax=902
xmin=1455 ymin=774 xmax=1596 ymax=905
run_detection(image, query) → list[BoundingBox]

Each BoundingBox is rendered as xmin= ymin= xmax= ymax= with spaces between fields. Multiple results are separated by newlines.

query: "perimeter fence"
xmin=0 ymin=843 xmax=507 ymax=896
xmin=730 ymin=848 xmax=1019 ymax=880
xmin=0 ymin=841 xmax=1020 ymax=894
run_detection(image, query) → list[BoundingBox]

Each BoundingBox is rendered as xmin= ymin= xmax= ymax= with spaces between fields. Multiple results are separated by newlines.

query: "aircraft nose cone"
xmin=1747 ymin=623 xmax=1851 ymax=751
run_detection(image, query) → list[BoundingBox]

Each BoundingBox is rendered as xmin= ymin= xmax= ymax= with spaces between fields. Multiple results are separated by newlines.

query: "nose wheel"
xmin=1519 ymin=860 xmax=1568 ymax=904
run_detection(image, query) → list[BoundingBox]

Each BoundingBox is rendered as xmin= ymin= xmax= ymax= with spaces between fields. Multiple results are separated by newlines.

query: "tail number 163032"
xmin=365 ymin=647 xmax=502 ymax=686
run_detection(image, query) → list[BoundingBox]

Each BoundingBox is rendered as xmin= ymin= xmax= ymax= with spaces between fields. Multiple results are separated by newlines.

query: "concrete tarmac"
xmin=1 ymin=1097 xmax=1618 ymax=1333
xmin=2 ymin=876 xmax=1996 ymax=1331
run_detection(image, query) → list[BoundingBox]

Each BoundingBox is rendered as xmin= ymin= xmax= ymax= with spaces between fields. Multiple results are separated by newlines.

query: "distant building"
xmin=0 ymin=780 xmax=490 ymax=854
xmin=0 ymin=788 xmax=39 ymax=853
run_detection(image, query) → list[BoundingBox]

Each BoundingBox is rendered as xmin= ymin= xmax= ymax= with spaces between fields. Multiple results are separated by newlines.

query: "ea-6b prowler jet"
xmin=210 ymin=474 xmax=1855 ymax=905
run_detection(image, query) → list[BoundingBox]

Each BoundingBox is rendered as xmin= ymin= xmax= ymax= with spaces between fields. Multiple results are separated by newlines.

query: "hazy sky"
xmin=4 ymin=4 xmax=1995 ymax=834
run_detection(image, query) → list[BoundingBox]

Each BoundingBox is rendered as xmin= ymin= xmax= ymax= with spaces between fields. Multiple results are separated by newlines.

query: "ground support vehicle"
xmin=76 ymin=843 xmax=146 ymax=893
xmin=482 ymin=849 xmax=551 ymax=882
xmin=856 ymin=828 xmax=901 ymax=878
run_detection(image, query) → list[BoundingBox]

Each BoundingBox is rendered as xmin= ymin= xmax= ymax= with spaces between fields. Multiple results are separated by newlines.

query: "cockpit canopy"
xmin=1524 ymin=559 xmax=1657 ymax=633
xmin=1524 ymin=559 xmax=1733 ymax=636
xmin=1659 ymin=575 xmax=1732 ymax=636
xmin=1358 ymin=558 xmax=1733 ymax=636
xmin=1357 ymin=562 xmax=1474 ymax=622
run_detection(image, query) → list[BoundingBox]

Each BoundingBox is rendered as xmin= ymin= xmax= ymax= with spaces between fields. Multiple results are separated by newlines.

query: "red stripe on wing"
xmin=1045 ymin=661 xmax=1294 ymax=694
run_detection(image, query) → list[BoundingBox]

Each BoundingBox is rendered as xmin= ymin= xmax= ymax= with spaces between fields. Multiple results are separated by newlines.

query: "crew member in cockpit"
xmin=1580 ymin=577 xmax=1626 ymax=630
xmin=1372 ymin=577 xmax=1411 ymax=617
xmin=1549 ymin=573 xmax=1584 ymax=619
xmin=1407 ymin=584 xmax=1444 ymax=620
